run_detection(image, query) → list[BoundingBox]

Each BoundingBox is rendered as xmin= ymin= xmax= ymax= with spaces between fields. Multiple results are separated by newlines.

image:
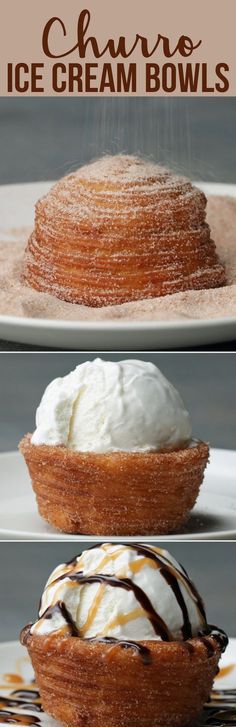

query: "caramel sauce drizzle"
xmin=2 ymin=677 xmax=24 ymax=687
xmin=128 ymin=544 xmax=207 ymax=627
xmin=42 ymin=575 xmax=172 ymax=641
xmin=86 ymin=636 xmax=152 ymax=665
xmin=216 ymin=666 xmax=236 ymax=680
xmin=0 ymin=677 xmax=42 ymax=726
xmin=100 ymin=607 xmax=144 ymax=636
xmin=35 ymin=544 xmax=228 ymax=661
xmin=0 ymin=713 xmax=40 ymax=725
xmin=79 ymin=584 xmax=105 ymax=637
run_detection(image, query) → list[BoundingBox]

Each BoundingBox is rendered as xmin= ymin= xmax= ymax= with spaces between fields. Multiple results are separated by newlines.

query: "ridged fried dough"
xmin=22 ymin=156 xmax=226 ymax=307
xmin=22 ymin=630 xmax=221 ymax=727
xmin=19 ymin=435 xmax=209 ymax=535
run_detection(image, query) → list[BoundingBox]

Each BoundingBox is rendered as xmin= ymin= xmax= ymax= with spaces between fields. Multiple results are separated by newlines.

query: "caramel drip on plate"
xmin=0 ymin=679 xmax=42 ymax=727
xmin=0 ymin=713 xmax=40 ymax=725
xmin=0 ymin=693 xmax=41 ymax=711
xmin=216 ymin=665 xmax=236 ymax=680
xmin=2 ymin=677 xmax=24 ymax=687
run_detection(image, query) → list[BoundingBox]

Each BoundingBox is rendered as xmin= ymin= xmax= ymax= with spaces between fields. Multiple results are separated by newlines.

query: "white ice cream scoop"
xmin=31 ymin=543 xmax=206 ymax=641
xmin=31 ymin=358 xmax=191 ymax=453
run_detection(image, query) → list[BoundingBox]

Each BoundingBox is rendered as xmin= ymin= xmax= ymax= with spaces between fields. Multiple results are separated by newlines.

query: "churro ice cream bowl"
xmin=19 ymin=358 xmax=209 ymax=535
xmin=21 ymin=543 xmax=228 ymax=727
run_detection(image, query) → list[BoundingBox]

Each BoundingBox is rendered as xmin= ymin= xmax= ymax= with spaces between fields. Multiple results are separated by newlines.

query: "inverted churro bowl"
xmin=22 ymin=155 xmax=226 ymax=307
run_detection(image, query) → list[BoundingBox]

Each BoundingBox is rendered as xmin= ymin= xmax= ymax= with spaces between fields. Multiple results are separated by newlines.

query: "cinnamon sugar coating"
xmin=22 ymin=156 xmax=226 ymax=307
xmin=19 ymin=435 xmax=209 ymax=535
xmin=22 ymin=630 xmax=221 ymax=727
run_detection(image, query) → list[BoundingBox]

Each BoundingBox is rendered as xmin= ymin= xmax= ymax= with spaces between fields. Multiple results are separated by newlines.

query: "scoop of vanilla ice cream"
xmin=31 ymin=543 xmax=205 ymax=641
xmin=31 ymin=358 xmax=191 ymax=452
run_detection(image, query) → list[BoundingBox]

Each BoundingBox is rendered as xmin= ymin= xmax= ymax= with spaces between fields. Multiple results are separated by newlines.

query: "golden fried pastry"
xmin=19 ymin=434 xmax=209 ymax=535
xmin=21 ymin=631 xmax=222 ymax=727
xmin=22 ymin=155 xmax=226 ymax=307
xmin=21 ymin=543 xmax=228 ymax=727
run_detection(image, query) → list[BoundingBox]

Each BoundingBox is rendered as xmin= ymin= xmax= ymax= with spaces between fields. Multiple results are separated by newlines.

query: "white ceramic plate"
xmin=1 ymin=448 xmax=236 ymax=540
xmin=0 ymin=180 xmax=235 ymax=350
xmin=0 ymin=640 xmax=60 ymax=727
xmin=0 ymin=638 xmax=236 ymax=727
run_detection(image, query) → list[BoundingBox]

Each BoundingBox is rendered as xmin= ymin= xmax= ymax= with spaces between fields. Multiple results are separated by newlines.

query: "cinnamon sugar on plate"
xmin=0 ymin=195 xmax=235 ymax=322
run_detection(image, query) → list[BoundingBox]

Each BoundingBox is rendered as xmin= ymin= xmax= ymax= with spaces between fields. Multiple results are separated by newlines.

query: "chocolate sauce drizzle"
xmin=43 ymin=601 xmax=78 ymax=637
xmin=36 ymin=544 xmax=227 ymax=663
xmin=65 ymin=573 xmax=172 ymax=641
xmin=0 ymin=711 xmax=40 ymax=725
xmin=127 ymin=544 xmax=207 ymax=631
xmin=0 ymin=686 xmax=41 ymax=726
xmin=87 ymin=636 xmax=152 ymax=665
xmin=199 ymin=626 xmax=229 ymax=655
xmin=203 ymin=688 xmax=236 ymax=725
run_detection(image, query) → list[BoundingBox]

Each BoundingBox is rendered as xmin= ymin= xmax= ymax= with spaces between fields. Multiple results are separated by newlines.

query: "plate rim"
xmin=0 ymin=314 xmax=236 ymax=330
